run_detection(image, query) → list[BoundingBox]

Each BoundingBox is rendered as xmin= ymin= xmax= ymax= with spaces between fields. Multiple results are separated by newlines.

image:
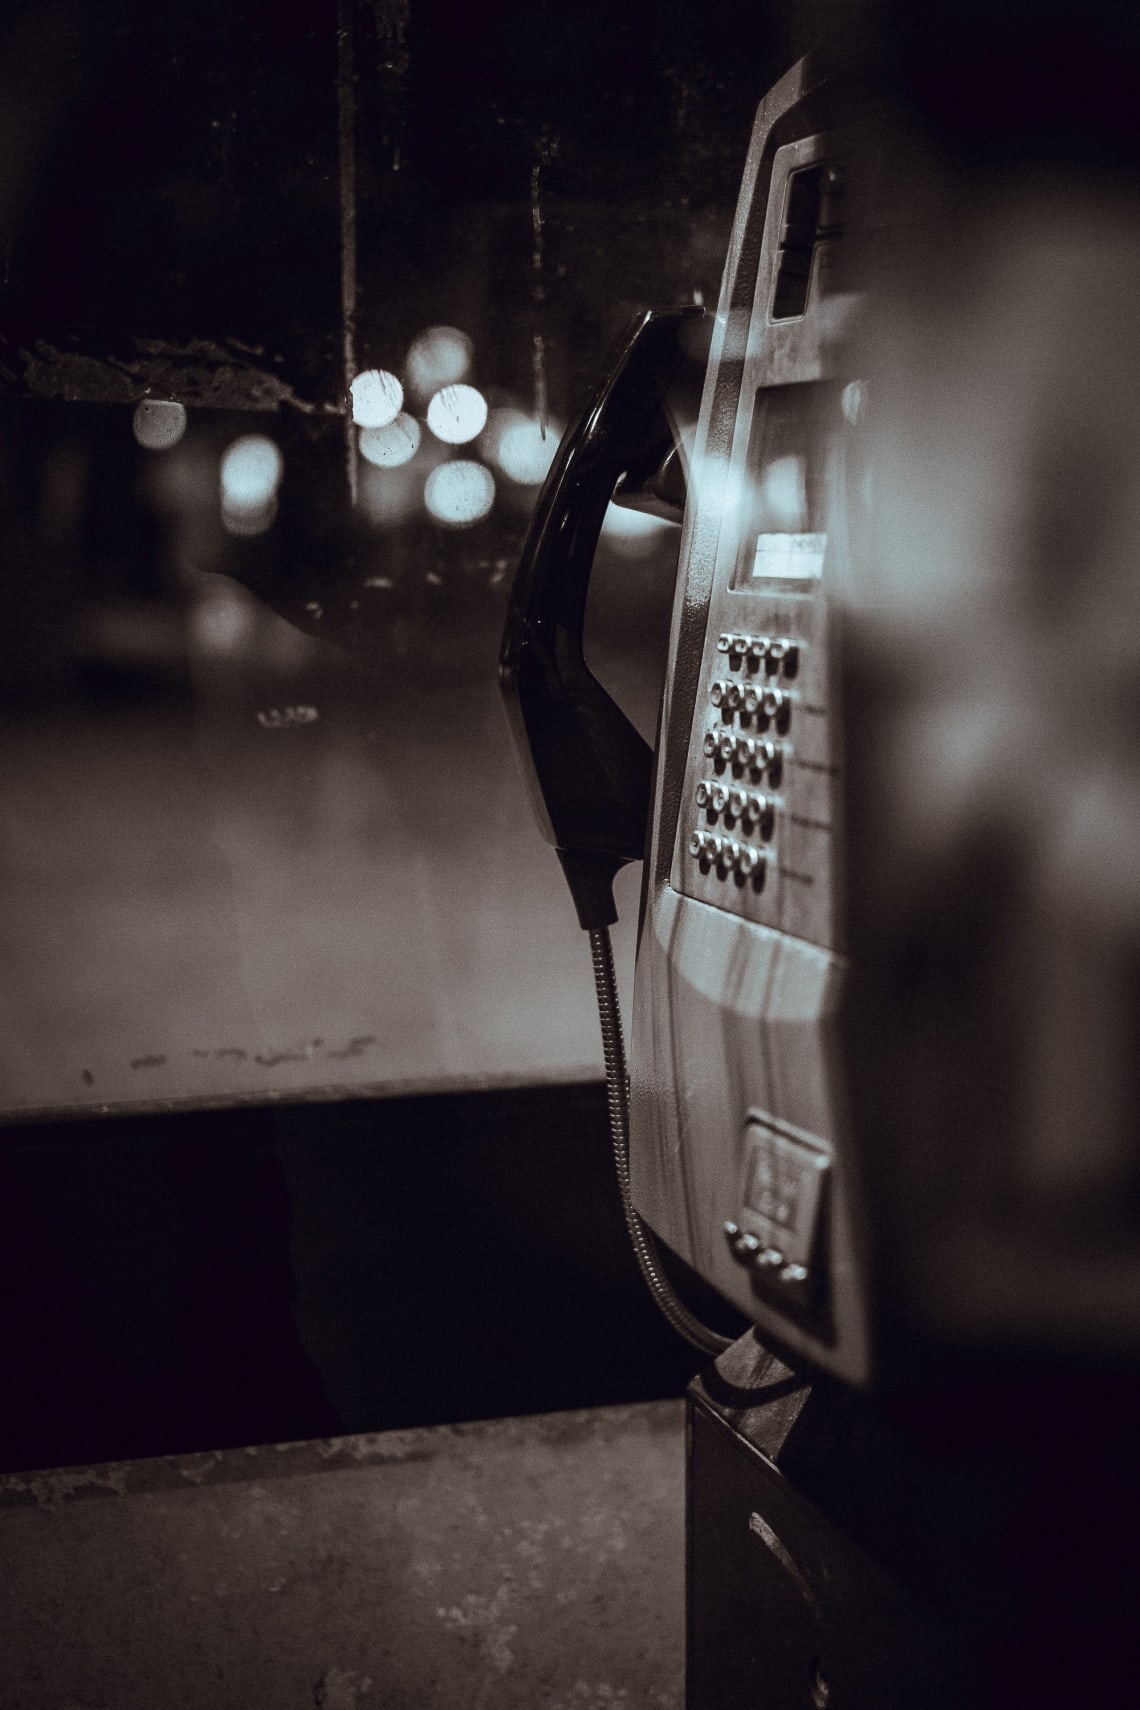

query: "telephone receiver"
xmin=498 ymin=305 xmax=710 ymax=932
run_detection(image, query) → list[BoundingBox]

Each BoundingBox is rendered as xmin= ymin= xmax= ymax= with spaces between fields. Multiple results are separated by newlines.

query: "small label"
xmin=752 ymin=532 xmax=826 ymax=580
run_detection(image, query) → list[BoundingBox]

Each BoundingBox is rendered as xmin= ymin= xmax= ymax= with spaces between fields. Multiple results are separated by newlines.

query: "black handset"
xmin=499 ymin=305 xmax=708 ymax=931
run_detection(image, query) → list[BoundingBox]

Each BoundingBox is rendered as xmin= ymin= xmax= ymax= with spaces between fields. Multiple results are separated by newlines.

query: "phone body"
xmin=629 ymin=59 xmax=878 ymax=1385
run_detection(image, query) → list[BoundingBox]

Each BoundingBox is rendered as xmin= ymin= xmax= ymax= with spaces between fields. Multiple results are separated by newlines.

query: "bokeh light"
xmin=350 ymin=369 xmax=403 ymax=429
xmin=220 ymin=433 xmax=283 ymax=537
xmin=133 ymin=399 xmax=187 ymax=451
xmin=491 ymin=411 xmax=559 ymax=485
xmin=192 ymin=581 xmax=259 ymax=655
xmin=426 ymin=384 xmax=489 ymax=446
xmin=424 ymin=460 xmax=495 ymax=526
xmin=405 ymin=326 xmax=473 ymax=401
xmin=220 ymin=434 xmax=283 ymax=508
xmin=359 ymin=412 xmax=421 ymax=468
xmin=222 ymin=498 xmax=277 ymax=537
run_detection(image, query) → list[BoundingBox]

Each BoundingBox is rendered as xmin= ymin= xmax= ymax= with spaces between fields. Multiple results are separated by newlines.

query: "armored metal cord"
xmin=587 ymin=926 xmax=732 ymax=1358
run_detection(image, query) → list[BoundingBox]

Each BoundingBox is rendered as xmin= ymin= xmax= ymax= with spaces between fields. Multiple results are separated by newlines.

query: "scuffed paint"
xmin=0 ymin=334 xmax=332 ymax=413
xmin=6 ymin=1463 xmax=130 ymax=1511
xmin=436 ymin=1584 xmax=518 ymax=1673
xmin=313 ymin=1665 xmax=374 ymax=1708
xmin=1 ymin=1402 xmax=685 ymax=1706
xmin=550 ymin=1685 xmax=631 ymax=1709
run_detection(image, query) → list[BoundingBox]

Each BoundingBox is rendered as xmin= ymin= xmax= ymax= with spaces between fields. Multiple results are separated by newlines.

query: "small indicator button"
xmin=703 ymin=729 xmax=718 ymax=757
xmin=755 ymin=740 xmax=783 ymax=783
xmin=730 ymin=633 xmax=750 ymax=656
xmin=764 ymin=690 xmax=792 ymax=733
xmin=755 ymin=1247 xmax=785 ymax=1271
xmin=724 ymin=682 xmax=743 ymax=711
xmin=734 ymin=735 xmax=757 ymax=766
xmin=710 ymin=782 xmax=729 ymax=812
xmin=747 ymin=637 xmax=768 ymax=664
xmin=717 ymin=731 xmax=737 ymax=762
xmin=688 ymin=831 xmax=705 ymax=858
xmin=716 ymin=633 xmax=731 ymax=653
xmin=777 ymin=641 xmax=800 ymax=678
xmin=695 ymin=780 xmax=710 ymax=808
xmin=743 ymin=685 xmax=763 ymax=716
xmin=709 ymin=680 xmax=727 ymax=707
xmin=728 ymin=787 xmax=748 ymax=817
xmin=778 ymin=1262 xmax=812 ymax=1298
xmin=735 ymin=845 xmax=764 ymax=877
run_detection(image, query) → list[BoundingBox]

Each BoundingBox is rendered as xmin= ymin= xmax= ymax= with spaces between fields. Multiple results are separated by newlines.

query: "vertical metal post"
xmin=337 ymin=0 xmax=358 ymax=506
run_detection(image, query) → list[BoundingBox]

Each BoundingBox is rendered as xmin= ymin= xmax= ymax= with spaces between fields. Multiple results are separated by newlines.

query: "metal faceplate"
xmin=630 ymin=107 xmax=873 ymax=1386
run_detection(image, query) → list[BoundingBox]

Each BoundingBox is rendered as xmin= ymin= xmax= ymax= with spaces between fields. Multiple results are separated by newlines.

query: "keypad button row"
xmin=695 ymin=780 xmax=775 ymax=835
xmin=709 ymin=680 xmax=791 ymax=724
xmin=723 ymin=1221 xmax=810 ymax=1292
xmin=702 ymin=728 xmax=784 ymax=779
xmin=715 ymin=633 xmax=799 ymax=676
xmin=688 ymin=831 xmax=767 ymax=878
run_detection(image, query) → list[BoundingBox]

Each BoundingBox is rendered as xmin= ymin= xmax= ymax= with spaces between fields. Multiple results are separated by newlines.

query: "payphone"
xmin=501 ymin=53 xmax=878 ymax=1379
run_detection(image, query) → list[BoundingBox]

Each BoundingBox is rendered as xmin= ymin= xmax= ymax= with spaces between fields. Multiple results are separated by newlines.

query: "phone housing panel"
xmin=630 ymin=65 xmax=875 ymax=1384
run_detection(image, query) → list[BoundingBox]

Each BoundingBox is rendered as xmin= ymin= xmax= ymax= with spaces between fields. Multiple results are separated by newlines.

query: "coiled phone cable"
xmin=588 ymin=926 xmax=732 ymax=1358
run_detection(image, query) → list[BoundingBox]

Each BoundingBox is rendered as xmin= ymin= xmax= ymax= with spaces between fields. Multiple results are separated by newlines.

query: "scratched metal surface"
xmin=0 ymin=1400 xmax=685 ymax=1710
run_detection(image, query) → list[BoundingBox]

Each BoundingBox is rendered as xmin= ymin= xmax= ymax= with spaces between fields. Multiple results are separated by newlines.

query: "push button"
xmin=769 ymin=639 xmax=799 ymax=678
xmin=744 ymin=792 xmax=774 ymax=836
xmin=755 ymin=740 xmax=783 ymax=783
xmin=723 ymin=1222 xmax=762 ymax=1265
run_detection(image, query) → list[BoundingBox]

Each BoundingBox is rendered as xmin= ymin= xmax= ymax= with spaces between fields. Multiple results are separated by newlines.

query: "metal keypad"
xmin=687 ymin=631 xmax=796 ymax=892
xmin=675 ymin=588 xmax=840 ymax=950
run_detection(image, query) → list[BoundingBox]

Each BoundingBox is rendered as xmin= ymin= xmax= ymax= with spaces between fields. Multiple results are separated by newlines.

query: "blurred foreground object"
xmin=841 ymin=52 xmax=1140 ymax=1362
